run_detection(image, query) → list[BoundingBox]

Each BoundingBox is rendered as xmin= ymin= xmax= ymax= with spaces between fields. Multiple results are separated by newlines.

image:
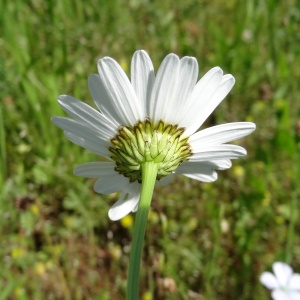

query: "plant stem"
xmin=126 ymin=161 xmax=158 ymax=300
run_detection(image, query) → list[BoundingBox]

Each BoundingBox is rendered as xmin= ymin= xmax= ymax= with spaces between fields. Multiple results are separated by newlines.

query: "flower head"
xmin=52 ymin=50 xmax=255 ymax=221
xmin=260 ymin=262 xmax=300 ymax=300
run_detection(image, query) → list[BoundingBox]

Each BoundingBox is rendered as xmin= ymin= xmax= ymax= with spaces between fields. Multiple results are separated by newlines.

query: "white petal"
xmin=88 ymin=74 xmax=121 ymax=127
xmin=175 ymin=162 xmax=218 ymax=182
xmin=64 ymin=132 xmax=109 ymax=157
xmin=57 ymin=95 xmax=117 ymax=139
xmin=131 ymin=50 xmax=155 ymax=116
xmin=178 ymin=160 xmax=232 ymax=172
xmin=52 ymin=116 xmax=110 ymax=156
xmin=182 ymin=171 xmax=218 ymax=182
xmin=179 ymin=67 xmax=223 ymax=134
xmin=148 ymin=53 xmax=180 ymax=123
xmin=185 ymin=73 xmax=235 ymax=136
xmin=97 ymin=57 xmax=144 ymax=126
xmin=168 ymin=56 xmax=199 ymax=125
xmin=271 ymin=290 xmax=290 ymax=300
xmin=273 ymin=262 xmax=293 ymax=287
xmin=289 ymin=291 xmax=300 ymax=300
xmin=189 ymin=145 xmax=247 ymax=162
xmin=157 ymin=174 xmax=173 ymax=186
xmin=108 ymin=186 xmax=141 ymax=221
xmin=183 ymin=159 xmax=232 ymax=170
xmin=260 ymin=272 xmax=280 ymax=289
xmin=208 ymin=159 xmax=232 ymax=170
xmin=189 ymin=122 xmax=256 ymax=151
xmin=288 ymin=274 xmax=300 ymax=290
xmin=52 ymin=116 xmax=107 ymax=143
xmin=74 ymin=162 xmax=116 ymax=178
xmin=132 ymin=203 xmax=139 ymax=213
xmin=94 ymin=174 xmax=129 ymax=194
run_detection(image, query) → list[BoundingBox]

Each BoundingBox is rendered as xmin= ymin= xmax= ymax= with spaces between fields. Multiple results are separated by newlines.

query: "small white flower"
xmin=52 ymin=50 xmax=255 ymax=221
xmin=260 ymin=262 xmax=300 ymax=300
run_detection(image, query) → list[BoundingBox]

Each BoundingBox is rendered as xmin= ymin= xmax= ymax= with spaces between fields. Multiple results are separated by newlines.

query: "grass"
xmin=1 ymin=0 xmax=300 ymax=299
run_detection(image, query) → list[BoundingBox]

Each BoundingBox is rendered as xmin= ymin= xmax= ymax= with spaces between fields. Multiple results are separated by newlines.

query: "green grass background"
xmin=1 ymin=0 xmax=300 ymax=299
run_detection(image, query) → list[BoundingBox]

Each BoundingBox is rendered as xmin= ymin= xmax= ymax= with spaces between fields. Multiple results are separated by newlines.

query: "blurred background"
xmin=1 ymin=0 xmax=300 ymax=299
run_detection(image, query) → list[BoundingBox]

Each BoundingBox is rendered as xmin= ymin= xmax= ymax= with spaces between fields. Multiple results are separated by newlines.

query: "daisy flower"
xmin=52 ymin=50 xmax=255 ymax=221
xmin=260 ymin=262 xmax=300 ymax=300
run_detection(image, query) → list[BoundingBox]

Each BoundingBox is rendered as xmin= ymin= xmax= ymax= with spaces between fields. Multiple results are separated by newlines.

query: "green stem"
xmin=286 ymin=150 xmax=299 ymax=262
xmin=126 ymin=161 xmax=158 ymax=300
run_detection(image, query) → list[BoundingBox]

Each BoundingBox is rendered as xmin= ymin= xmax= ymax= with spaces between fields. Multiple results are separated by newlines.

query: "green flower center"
xmin=109 ymin=119 xmax=192 ymax=182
